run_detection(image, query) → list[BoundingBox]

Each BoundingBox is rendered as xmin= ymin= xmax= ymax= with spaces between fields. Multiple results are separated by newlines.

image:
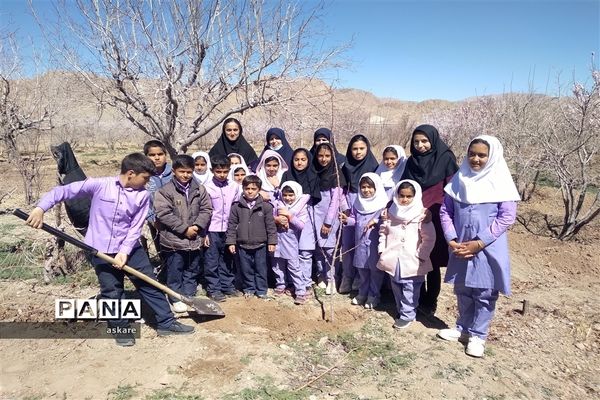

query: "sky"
xmin=1 ymin=0 xmax=598 ymax=102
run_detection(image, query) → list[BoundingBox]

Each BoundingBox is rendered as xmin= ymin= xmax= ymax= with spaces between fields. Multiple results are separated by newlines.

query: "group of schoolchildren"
xmin=27 ymin=117 xmax=520 ymax=356
xmin=141 ymin=118 xmax=520 ymax=358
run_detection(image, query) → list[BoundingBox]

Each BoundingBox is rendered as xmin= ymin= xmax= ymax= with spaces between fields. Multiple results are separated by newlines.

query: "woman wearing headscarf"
xmin=338 ymin=134 xmax=379 ymax=294
xmin=209 ymin=118 xmax=258 ymax=166
xmin=256 ymin=127 xmax=295 ymax=169
xmin=401 ymin=124 xmax=459 ymax=317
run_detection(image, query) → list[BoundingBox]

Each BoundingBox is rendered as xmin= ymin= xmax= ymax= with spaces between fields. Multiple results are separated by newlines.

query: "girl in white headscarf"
xmin=437 ymin=135 xmax=519 ymax=358
xmin=191 ymin=151 xmax=213 ymax=186
xmin=254 ymin=149 xmax=289 ymax=203
xmin=377 ymin=179 xmax=436 ymax=330
xmin=375 ymin=145 xmax=407 ymax=199
xmin=340 ymin=172 xmax=389 ymax=309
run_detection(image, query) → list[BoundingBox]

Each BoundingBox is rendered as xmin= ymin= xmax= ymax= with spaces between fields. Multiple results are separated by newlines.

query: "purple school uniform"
xmin=204 ymin=177 xmax=241 ymax=232
xmin=346 ymin=207 xmax=384 ymax=298
xmin=440 ymin=198 xmax=517 ymax=295
xmin=341 ymin=191 xmax=358 ymax=281
xmin=312 ymin=188 xmax=343 ymax=249
xmin=38 ymin=176 xmax=148 ymax=255
xmin=272 ymin=197 xmax=309 ymax=295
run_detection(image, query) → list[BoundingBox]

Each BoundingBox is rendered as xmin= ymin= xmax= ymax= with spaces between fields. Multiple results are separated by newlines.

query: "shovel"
xmin=13 ymin=208 xmax=225 ymax=317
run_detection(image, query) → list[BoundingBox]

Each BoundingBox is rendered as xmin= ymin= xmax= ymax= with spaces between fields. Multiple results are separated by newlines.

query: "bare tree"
xmin=0 ymin=32 xmax=54 ymax=204
xmin=539 ymin=65 xmax=600 ymax=240
xmin=35 ymin=0 xmax=346 ymax=157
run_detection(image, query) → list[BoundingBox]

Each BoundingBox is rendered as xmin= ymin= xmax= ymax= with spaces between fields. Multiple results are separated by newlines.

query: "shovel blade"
xmin=181 ymin=296 xmax=225 ymax=317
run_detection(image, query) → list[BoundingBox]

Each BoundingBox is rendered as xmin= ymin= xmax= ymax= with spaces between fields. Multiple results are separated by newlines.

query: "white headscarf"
xmin=255 ymin=149 xmax=289 ymax=192
xmin=228 ymin=164 xmax=250 ymax=183
xmin=388 ymin=179 xmax=424 ymax=223
xmin=375 ymin=145 xmax=407 ymax=189
xmin=191 ymin=151 xmax=213 ymax=185
xmin=444 ymin=135 xmax=521 ymax=204
xmin=227 ymin=152 xmax=248 ymax=168
xmin=354 ymin=173 xmax=389 ymax=214
xmin=279 ymin=180 xmax=304 ymax=210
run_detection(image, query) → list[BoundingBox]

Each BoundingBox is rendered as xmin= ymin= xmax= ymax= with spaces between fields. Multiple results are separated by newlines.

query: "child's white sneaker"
xmin=317 ymin=280 xmax=327 ymax=289
xmin=325 ymin=281 xmax=334 ymax=295
xmin=437 ymin=328 xmax=469 ymax=343
xmin=351 ymin=295 xmax=367 ymax=306
xmin=465 ymin=336 xmax=486 ymax=358
xmin=172 ymin=301 xmax=188 ymax=313
xmin=364 ymin=296 xmax=380 ymax=310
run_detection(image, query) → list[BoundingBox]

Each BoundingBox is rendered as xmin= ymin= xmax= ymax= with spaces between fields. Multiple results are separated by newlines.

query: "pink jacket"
xmin=377 ymin=211 xmax=436 ymax=278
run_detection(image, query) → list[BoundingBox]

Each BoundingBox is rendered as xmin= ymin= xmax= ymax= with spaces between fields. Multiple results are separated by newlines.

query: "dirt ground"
xmin=0 ymin=158 xmax=599 ymax=399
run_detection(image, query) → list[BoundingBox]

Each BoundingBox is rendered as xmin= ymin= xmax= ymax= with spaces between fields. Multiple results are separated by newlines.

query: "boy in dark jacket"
xmin=226 ymin=175 xmax=277 ymax=299
xmin=155 ymin=155 xmax=212 ymax=313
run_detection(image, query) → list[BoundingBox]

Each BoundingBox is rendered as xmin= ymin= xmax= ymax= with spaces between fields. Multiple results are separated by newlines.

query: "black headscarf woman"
xmin=257 ymin=127 xmax=294 ymax=167
xmin=342 ymin=134 xmax=379 ymax=193
xmin=401 ymin=124 xmax=458 ymax=189
xmin=313 ymin=143 xmax=347 ymax=191
xmin=282 ymin=148 xmax=321 ymax=203
xmin=209 ymin=117 xmax=258 ymax=165
xmin=309 ymin=127 xmax=346 ymax=167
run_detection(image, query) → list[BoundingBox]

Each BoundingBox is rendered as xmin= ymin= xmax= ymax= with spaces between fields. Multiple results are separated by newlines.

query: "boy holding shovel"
xmin=26 ymin=153 xmax=195 ymax=346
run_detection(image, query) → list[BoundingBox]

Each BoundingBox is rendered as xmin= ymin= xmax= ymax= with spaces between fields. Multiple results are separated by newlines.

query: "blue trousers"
xmin=391 ymin=279 xmax=423 ymax=322
xmin=454 ymin=284 xmax=499 ymax=340
xmin=341 ymin=225 xmax=357 ymax=281
xmin=299 ymin=250 xmax=313 ymax=288
xmin=315 ymin=246 xmax=335 ymax=282
xmin=238 ymin=246 xmax=268 ymax=296
xmin=204 ymin=232 xmax=236 ymax=295
xmin=163 ymin=249 xmax=201 ymax=301
xmin=357 ymin=265 xmax=385 ymax=299
xmin=273 ymin=256 xmax=306 ymax=296
xmin=91 ymin=245 xmax=174 ymax=329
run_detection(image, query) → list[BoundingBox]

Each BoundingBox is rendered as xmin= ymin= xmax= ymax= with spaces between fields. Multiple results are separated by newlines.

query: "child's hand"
xmin=453 ymin=240 xmax=483 ymax=259
xmin=380 ymin=209 xmax=388 ymax=221
xmin=26 ymin=207 xmax=45 ymax=229
xmin=363 ymin=220 xmax=377 ymax=233
xmin=379 ymin=222 xmax=389 ymax=235
xmin=228 ymin=244 xmax=236 ymax=254
xmin=268 ymin=244 xmax=276 ymax=253
xmin=113 ymin=252 xmax=128 ymax=269
xmin=203 ymin=235 xmax=211 ymax=247
xmin=185 ymin=226 xmax=199 ymax=239
xmin=278 ymin=208 xmax=290 ymax=218
xmin=321 ymin=224 xmax=332 ymax=237
xmin=339 ymin=212 xmax=348 ymax=224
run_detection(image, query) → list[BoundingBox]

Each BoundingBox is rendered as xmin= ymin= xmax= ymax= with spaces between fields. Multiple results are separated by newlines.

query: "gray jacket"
xmin=226 ymin=196 xmax=277 ymax=250
xmin=155 ymin=179 xmax=212 ymax=251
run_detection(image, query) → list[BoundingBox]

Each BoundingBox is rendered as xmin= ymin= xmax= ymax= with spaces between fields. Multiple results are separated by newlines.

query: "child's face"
xmin=194 ymin=157 xmax=208 ymax=174
xmin=317 ymin=148 xmax=332 ymax=167
xmin=351 ymin=140 xmax=368 ymax=161
xmin=359 ymin=182 xmax=375 ymax=198
xmin=224 ymin=122 xmax=241 ymax=142
xmin=174 ymin=166 xmax=193 ymax=184
xmin=243 ymin=183 xmax=260 ymax=199
xmin=265 ymin=160 xmax=280 ymax=177
xmin=268 ymin=135 xmax=282 ymax=148
xmin=412 ymin=133 xmax=431 ymax=154
xmin=146 ymin=146 xmax=167 ymax=170
xmin=293 ymin=152 xmax=309 ymax=171
xmin=233 ymin=168 xmax=246 ymax=184
xmin=397 ymin=188 xmax=415 ymax=206
xmin=467 ymin=142 xmax=489 ymax=172
xmin=282 ymin=190 xmax=296 ymax=205
xmin=212 ymin=166 xmax=230 ymax=182
xmin=314 ymin=135 xmax=329 ymax=146
xmin=126 ymin=171 xmax=151 ymax=190
xmin=383 ymin=151 xmax=399 ymax=169
xmin=229 ymin=156 xmax=241 ymax=165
